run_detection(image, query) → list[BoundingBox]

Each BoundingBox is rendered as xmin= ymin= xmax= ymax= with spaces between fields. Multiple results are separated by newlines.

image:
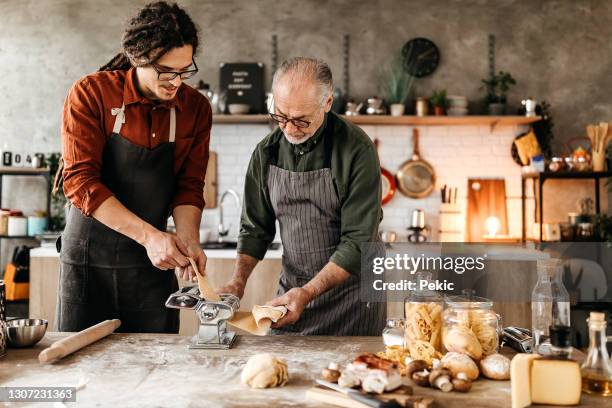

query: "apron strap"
xmin=322 ymin=113 xmax=334 ymax=169
xmin=169 ymin=107 xmax=176 ymax=143
xmin=111 ymin=104 xmax=126 ymax=134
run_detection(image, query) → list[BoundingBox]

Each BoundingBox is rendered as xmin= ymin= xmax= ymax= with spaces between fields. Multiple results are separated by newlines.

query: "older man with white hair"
xmin=217 ymin=57 xmax=384 ymax=335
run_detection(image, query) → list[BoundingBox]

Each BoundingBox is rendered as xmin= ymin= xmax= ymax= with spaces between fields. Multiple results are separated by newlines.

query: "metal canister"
xmin=0 ymin=280 xmax=6 ymax=357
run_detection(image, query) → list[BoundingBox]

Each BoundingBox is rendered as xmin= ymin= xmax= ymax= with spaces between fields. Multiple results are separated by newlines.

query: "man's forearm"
xmin=302 ymin=261 xmax=351 ymax=302
xmin=232 ymin=253 xmax=259 ymax=284
xmin=172 ymin=205 xmax=202 ymax=243
xmin=92 ymin=196 xmax=157 ymax=245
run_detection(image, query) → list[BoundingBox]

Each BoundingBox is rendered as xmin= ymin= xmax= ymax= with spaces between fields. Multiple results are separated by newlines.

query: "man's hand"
xmin=266 ymin=287 xmax=313 ymax=328
xmin=143 ymin=230 xmax=190 ymax=271
xmin=175 ymin=239 xmax=207 ymax=282
xmin=216 ymin=277 xmax=246 ymax=299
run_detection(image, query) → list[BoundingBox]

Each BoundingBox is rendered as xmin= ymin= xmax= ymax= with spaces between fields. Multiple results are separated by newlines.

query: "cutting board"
xmin=306 ymin=386 xmax=421 ymax=408
xmin=466 ymin=178 xmax=508 ymax=242
xmin=203 ymin=151 xmax=217 ymax=209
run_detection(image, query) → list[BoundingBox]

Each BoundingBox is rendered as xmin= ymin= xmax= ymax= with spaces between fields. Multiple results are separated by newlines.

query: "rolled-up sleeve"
xmin=237 ymin=147 xmax=276 ymax=260
xmin=171 ymin=99 xmax=211 ymax=210
xmin=329 ymin=143 xmax=382 ymax=275
xmin=61 ymin=79 xmax=114 ymax=216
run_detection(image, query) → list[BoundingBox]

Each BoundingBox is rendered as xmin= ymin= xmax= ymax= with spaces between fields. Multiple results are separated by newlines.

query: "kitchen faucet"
xmin=218 ymin=189 xmax=241 ymax=243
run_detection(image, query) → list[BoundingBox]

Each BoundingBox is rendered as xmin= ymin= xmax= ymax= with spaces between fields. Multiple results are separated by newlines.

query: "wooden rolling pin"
xmin=38 ymin=319 xmax=121 ymax=364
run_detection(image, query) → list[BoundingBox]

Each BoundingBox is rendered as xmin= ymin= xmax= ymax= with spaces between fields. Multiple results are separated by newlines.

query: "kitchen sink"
xmin=200 ymin=241 xmax=281 ymax=250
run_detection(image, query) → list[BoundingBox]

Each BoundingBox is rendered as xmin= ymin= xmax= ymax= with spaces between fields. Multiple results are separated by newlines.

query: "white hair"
xmin=272 ymin=57 xmax=333 ymax=103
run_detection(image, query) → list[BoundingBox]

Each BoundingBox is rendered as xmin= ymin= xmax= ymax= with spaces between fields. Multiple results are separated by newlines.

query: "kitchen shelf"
xmin=212 ymin=114 xmax=539 ymax=130
xmin=0 ymin=235 xmax=41 ymax=240
xmin=521 ymin=170 xmax=612 ymax=242
xmin=0 ymin=167 xmax=52 ymax=268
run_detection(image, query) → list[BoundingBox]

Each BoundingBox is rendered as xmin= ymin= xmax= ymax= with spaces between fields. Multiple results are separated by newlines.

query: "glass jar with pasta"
xmin=403 ymin=273 xmax=444 ymax=354
xmin=442 ymin=295 xmax=501 ymax=359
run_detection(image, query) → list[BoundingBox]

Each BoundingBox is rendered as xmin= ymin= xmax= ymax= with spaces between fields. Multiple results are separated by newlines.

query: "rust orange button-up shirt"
xmin=61 ymin=67 xmax=211 ymax=216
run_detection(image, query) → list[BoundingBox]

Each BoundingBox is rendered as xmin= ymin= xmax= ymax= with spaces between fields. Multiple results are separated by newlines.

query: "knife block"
xmin=439 ymin=203 xmax=464 ymax=242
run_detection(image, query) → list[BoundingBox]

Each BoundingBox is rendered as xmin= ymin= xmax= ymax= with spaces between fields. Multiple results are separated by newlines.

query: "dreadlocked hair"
xmin=99 ymin=1 xmax=199 ymax=71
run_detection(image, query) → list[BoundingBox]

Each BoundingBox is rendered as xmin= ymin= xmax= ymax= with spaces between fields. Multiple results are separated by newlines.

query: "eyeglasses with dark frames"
xmin=152 ymin=59 xmax=198 ymax=81
xmin=268 ymin=112 xmax=312 ymax=129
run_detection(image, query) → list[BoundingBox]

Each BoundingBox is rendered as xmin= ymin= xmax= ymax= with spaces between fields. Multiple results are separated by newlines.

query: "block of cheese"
xmin=510 ymin=353 xmax=541 ymax=408
xmin=531 ymin=359 xmax=581 ymax=405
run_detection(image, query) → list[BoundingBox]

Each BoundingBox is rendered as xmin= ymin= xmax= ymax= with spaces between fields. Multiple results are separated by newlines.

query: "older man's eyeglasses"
xmin=152 ymin=59 xmax=198 ymax=81
xmin=268 ymin=113 xmax=312 ymax=129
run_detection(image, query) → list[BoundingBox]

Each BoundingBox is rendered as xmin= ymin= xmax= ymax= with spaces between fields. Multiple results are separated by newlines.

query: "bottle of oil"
xmin=581 ymin=312 xmax=612 ymax=396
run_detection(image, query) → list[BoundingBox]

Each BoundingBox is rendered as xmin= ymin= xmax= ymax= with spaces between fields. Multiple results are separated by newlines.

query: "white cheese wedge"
xmin=531 ymin=359 xmax=581 ymax=405
xmin=510 ymin=353 xmax=541 ymax=408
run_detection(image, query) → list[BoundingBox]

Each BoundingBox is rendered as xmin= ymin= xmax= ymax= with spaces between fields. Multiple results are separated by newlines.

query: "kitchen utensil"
xmin=344 ymin=101 xmax=363 ymax=116
xmin=228 ymin=104 xmax=250 ymax=115
xmin=502 ymin=327 xmax=533 ymax=353
xmin=6 ymin=318 xmax=47 ymax=347
xmin=379 ymin=231 xmax=397 ymax=243
xmin=38 ymin=319 xmax=121 ymax=364
xmin=315 ymin=380 xmax=403 ymax=408
xmin=396 ymin=128 xmax=436 ymax=198
xmin=166 ymin=286 xmax=239 ymax=348
xmin=365 ymin=97 xmax=385 ymax=115
xmin=373 ymin=139 xmax=396 ymax=205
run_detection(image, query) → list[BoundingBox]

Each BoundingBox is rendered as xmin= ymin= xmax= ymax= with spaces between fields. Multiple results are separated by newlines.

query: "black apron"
xmin=57 ymin=102 xmax=179 ymax=333
xmin=268 ymin=114 xmax=386 ymax=335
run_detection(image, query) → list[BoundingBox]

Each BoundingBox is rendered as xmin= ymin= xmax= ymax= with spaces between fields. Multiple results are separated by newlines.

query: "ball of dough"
xmin=241 ymin=353 xmax=289 ymax=389
xmin=443 ymin=326 xmax=483 ymax=360
xmin=479 ymin=353 xmax=510 ymax=380
xmin=441 ymin=352 xmax=479 ymax=381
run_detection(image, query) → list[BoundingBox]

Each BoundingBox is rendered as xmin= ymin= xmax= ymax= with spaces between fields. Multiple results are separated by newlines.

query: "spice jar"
xmin=404 ymin=272 xmax=444 ymax=353
xmin=415 ymin=97 xmax=429 ymax=117
xmin=442 ymin=295 xmax=501 ymax=358
xmin=0 ymin=209 xmax=10 ymax=235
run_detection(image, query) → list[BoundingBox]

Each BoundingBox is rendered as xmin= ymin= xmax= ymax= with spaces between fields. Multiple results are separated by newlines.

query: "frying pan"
xmin=396 ymin=128 xmax=436 ymax=198
xmin=374 ymin=138 xmax=396 ymax=205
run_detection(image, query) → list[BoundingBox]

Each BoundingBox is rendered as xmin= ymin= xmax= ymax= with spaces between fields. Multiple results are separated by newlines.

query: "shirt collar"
xmin=123 ymin=67 xmax=184 ymax=111
xmin=293 ymin=113 xmax=328 ymax=153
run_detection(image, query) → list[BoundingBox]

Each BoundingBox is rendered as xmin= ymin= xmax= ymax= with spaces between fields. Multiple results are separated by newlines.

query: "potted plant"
xmin=381 ymin=55 xmax=414 ymax=116
xmin=430 ymin=89 xmax=448 ymax=116
xmin=481 ymin=71 xmax=517 ymax=115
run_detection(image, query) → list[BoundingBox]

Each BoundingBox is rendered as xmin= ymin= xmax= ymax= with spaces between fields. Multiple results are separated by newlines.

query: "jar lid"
xmin=444 ymin=295 xmax=493 ymax=309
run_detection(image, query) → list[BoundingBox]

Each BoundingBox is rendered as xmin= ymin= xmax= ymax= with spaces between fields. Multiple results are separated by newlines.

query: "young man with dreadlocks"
xmin=58 ymin=2 xmax=210 ymax=333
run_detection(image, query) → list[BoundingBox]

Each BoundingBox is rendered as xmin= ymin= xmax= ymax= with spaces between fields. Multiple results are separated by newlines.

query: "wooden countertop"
xmin=1 ymin=333 xmax=606 ymax=407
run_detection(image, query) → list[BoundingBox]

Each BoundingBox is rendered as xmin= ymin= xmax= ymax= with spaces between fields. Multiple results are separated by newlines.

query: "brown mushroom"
xmin=321 ymin=368 xmax=341 ymax=383
xmin=452 ymin=377 xmax=472 ymax=392
xmin=411 ymin=370 xmax=431 ymax=387
xmin=429 ymin=368 xmax=453 ymax=392
xmin=406 ymin=360 xmax=429 ymax=378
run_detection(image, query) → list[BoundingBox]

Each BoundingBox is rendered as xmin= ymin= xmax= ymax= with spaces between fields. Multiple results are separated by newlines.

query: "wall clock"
xmin=401 ymin=37 xmax=440 ymax=78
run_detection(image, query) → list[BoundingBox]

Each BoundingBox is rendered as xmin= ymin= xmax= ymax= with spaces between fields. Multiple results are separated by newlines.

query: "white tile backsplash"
xmin=202 ymin=122 xmax=533 ymax=242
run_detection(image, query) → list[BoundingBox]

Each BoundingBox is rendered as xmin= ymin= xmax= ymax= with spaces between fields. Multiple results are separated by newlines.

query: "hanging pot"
xmin=374 ymin=138 xmax=396 ymax=205
xmin=396 ymin=128 xmax=436 ymax=198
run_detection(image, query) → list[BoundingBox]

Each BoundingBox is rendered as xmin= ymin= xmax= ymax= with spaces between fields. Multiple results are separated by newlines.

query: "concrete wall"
xmin=0 ymin=0 xmax=610 ymax=259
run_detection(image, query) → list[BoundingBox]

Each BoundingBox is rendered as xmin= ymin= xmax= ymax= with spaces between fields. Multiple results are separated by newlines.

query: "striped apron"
xmin=268 ymin=114 xmax=385 ymax=335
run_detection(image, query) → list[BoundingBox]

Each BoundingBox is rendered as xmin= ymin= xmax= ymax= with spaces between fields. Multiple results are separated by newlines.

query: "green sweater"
xmin=237 ymin=112 xmax=382 ymax=275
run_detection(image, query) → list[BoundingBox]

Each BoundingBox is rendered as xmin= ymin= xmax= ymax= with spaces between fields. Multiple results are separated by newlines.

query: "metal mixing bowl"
xmin=5 ymin=318 xmax=48 ymax=347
